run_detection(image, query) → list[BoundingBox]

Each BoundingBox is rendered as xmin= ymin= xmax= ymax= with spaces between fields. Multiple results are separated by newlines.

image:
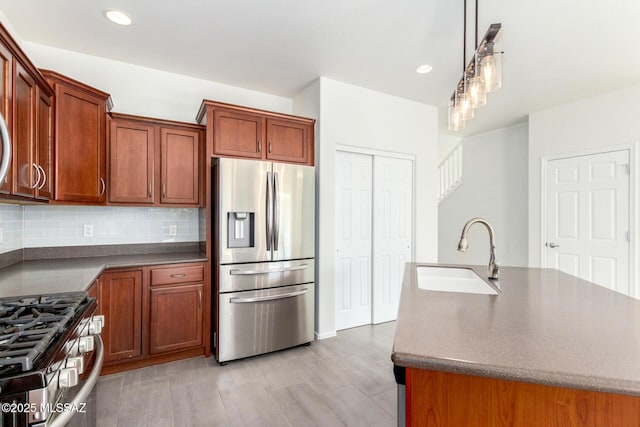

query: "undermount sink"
xmin=416 ymin=266 xmax=499 ymax=295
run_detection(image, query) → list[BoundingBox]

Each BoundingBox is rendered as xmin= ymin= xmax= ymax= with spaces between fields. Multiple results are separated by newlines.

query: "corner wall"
xmin=295 ymin=77 xmax=438 ymax=338
xmin=438 ymin=124 xmax=529 ymax=267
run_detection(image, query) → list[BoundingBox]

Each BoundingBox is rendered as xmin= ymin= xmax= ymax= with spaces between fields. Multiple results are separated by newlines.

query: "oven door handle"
xmin=229 ymin=263 xmax=308 ymax=276
xmin=230 ymin=288 xmax=308 ymax=303
xmin=47 ymin=335 xmax=104 ymax=427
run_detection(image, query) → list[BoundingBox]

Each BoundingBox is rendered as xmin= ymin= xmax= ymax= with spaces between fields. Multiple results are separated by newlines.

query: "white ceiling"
xmin=0 ymin=0 xmax=639 ymax=136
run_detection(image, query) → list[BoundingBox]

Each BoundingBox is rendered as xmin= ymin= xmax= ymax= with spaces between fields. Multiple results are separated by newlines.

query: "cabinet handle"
xmin=99 ymin=178 xmax=106 ymax=196
xmin=162 ymin=183 xmax=166 ymax=198
xmin=269 ymin=141 xmax=272 ymax=153
xmin=198 ymin=289 xmax=202 ymax=308
xmin=170 ymin=273 xmax=186 ymax=278
xmin=31 ymin=163 xmax=41 ymax=189
xmin=257 ymin=140 xmax=261 ymax=152
xmin=148 ymin=181 xmax=152 ymax=198
xmin=37 ymin=165 xmax=46 ymax=190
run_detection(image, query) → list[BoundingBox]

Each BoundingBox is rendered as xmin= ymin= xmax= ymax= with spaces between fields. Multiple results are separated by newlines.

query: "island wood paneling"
xmin=407 ymin=368 xmax=640 ymax=427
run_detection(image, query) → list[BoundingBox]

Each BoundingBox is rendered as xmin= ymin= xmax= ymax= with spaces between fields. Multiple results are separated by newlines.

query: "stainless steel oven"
xmin=0 ymin=292 xmax=104 ymax=427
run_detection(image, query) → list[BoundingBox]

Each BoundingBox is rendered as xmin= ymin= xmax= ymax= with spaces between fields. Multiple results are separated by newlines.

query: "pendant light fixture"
xmin=447 ymin=0 xmax=502 ymax=131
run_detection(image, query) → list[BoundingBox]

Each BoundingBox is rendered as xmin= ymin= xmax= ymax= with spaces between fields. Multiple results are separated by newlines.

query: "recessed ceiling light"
xmin=416 ymin=64 xmax=433 ymax=74
xmin=104 ymin=9 xmax=133 ymax=26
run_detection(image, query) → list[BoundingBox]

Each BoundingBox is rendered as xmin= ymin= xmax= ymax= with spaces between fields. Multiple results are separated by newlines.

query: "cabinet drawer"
xmin=151 ymin=264 xmax=204 ymax=286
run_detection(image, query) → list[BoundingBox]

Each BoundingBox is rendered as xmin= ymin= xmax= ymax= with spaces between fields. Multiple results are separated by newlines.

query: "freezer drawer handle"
xmin=230 ymin=288 xmax=308 ymax=303
xmin=229 ymin=263 xmax=309 ymax=275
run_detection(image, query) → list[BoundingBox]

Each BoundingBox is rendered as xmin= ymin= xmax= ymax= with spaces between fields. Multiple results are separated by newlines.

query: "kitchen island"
xmin=392 ymin=263 xmax=640 ymax=426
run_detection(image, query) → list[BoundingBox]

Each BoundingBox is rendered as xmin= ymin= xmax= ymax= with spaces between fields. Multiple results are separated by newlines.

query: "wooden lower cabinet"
xmin=97 ymin=262 xmax=206 ymax=374
xmin=149 ymin=284 xmax=203 ymax=354
xmin=100 ymin=270 xmax=143 ymax=362
xmin=406 ymin=368 xmax=640 ymax=427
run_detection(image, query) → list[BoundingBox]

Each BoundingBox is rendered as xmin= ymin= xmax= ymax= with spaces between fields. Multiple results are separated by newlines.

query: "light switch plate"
xmin=83 ymin=224 xmax=94 ymax=237
xmin=169 ymin=225 xmax=177 ymax=236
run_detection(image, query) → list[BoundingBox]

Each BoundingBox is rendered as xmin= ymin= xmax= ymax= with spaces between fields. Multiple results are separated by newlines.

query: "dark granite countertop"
xmin=0 ymin=252 xmax=207 ymax=298
xmin=392 ymin=263 xmax=640 ymax=397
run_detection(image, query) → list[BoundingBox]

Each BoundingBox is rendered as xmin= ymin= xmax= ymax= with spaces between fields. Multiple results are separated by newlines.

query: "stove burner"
xmin=0 ymin=292 xmax=88 ymax=372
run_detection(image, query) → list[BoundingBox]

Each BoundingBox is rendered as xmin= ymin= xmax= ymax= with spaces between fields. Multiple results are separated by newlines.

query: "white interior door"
xmin=373 ymin=156 xmax=413 ymax=324
xmin=335 ymin=151 xmax=373 ymax=330
xmin=546 ymin=150 xmax=630 ymax=295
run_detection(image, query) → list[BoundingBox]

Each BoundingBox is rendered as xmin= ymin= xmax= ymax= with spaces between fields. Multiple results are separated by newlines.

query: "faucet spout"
xmin=457 ymin=217 xmax=500 ymax=280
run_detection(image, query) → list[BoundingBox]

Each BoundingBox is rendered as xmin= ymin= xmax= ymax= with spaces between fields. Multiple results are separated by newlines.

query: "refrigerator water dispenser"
xmin=227 ymin=212 xmax=254 ymax=248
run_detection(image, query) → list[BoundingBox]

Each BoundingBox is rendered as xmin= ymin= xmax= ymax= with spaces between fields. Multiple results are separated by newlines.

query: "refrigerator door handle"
xmin=229 ymin=263 xmax=309 ymax=275
xmin=273 ymin=172 xmax=280 ymax=251
xmin=229 ymin=288 xmax=308 ymax=304
xmin=266 ymin=171 xmax=272 ymax=251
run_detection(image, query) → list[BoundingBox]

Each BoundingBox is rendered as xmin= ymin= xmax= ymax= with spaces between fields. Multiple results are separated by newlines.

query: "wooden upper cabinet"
xmin=266 ymin=118 xmax=311 ymax=164
xmin=108 ymin=113 xmax=202 ymax=207
xmin=213 ymin=110 xmax=263 ymax=159
xmin=41 ymin=70 xmax=112 ymax=204
xmin=0 ymin=42 xmax=12 ymax=194
xmin=35 ymin=88 xmax=53 ymax=200
xmin=108 ymin=119 xmax=155 ymax=204
xmin=198 ymin=100 xmax=315 ymax=165
xmin=161 ymin=127 xmax=199 ymax=205
xmin=12 ymin=62 xmax=36 ymax=198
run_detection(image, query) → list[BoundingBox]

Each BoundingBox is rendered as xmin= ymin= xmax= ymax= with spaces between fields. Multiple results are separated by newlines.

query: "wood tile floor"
xmin=97 ymin=322 xmax=397 ymax=427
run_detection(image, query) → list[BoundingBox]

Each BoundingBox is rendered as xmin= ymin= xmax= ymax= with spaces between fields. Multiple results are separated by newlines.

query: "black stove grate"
xmin=0 ymin=292 xmax=87 ymax=372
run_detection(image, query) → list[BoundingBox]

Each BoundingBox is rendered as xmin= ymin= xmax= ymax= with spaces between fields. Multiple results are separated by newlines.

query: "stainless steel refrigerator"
xmin=212 ymin=157 xmax=315 ymax=363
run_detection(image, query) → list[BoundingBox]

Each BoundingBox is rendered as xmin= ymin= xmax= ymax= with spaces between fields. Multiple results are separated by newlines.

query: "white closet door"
xmin=335 ymin=151 xmax=373 ymax=330
xmin=546 ymin=150 xmax=630 ymax=295
xmin=373 ymin=156 xmax=413 ymax=324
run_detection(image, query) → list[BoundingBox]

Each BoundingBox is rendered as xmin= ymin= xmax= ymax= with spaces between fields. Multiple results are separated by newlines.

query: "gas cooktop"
xmin=0 ymin=292 xmax=89 ymax=374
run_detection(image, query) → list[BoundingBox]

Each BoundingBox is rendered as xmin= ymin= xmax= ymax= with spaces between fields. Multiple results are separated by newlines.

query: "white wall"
xmin=439 ymin=124 xmax=529 ymax=267
xmin=294 ymin=77 xmax=438 ymax=339
xmin=23 ymin=42 xmax=292 ymax=123
xmin=528 ymin=84 xmax=640 ymax=267
xmin=438 ymin=133 xmax=462 ymax=162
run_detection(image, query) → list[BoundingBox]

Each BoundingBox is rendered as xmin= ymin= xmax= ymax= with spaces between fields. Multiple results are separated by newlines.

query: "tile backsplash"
xmin=0 ymin=204 xmax=23 ymax=254
xmin=0 ymin=204 xmax=201 ymax=254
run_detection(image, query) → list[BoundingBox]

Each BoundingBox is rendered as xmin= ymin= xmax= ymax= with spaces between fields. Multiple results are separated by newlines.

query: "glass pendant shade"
xmin=456 ymin=91 xmax=474 ymax=120
xmin=479 ymin=42 xmax=502 ymax=92
xmin=467 ymin=71 xmax=487 ymax=108
xmin=448 ymin=100 xmax=465 ymax=131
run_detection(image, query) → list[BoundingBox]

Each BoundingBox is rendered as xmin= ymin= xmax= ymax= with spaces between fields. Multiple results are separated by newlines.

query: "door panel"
xmin=271 ymin=162 xmax=315 ymax=261
xmin=373 ymin=156 xmax=413 ymax=324
xmin=216 ymin=157 xmax=271 ymax=264
xmin=0 ymin=43 xmax=11 ymax=194
xmin=546 ymin=150 xmax=630 ymax=295
xmin=35 ymin=89 xmax=52 ymax=200
xmin=266 ymin=118 xmax=309 ymax=164
xmin=161 ymin=127 xmax=199 ymax=205
xmin=12 ymin=62 xmax=36 ymax=197
xmin=213 ymin=110 xmax=263 ymax=159
xmin=108 ymin=120 xmax=155 ymax=204
xmin=335 ymin=151 xmax=372 ymax=330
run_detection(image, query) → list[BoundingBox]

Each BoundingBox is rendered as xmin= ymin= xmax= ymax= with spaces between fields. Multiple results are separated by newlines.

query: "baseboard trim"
xmin=315 ymin=330 xmax=337 ymax=340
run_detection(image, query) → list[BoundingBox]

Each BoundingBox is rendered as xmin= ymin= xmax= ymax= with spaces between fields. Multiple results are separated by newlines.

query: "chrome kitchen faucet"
xmin=458 ymin=218 xmax=500 ymax=280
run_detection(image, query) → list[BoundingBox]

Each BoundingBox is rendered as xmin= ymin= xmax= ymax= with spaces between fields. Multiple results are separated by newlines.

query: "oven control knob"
xmin=78 ymin=336 xmax=95 ymax=354
xmin=66 ymin=356 xmax=85 ymax=375
xmin=58 ymin=367 xmax=79 ymax=388
xmin=89 ymin=315 xmax=105 ymax=335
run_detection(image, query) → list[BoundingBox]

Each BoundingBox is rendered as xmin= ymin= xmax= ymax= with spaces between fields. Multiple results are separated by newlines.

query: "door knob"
xmin=546 ymin=242 xmax=559 ymax=248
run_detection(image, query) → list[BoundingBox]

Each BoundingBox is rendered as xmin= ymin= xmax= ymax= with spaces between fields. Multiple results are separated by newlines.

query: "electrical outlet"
xmin=83 ymin=224 xmax=94 ymax=237
xmin=169 ymin=225 xmax=177 ymax=236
